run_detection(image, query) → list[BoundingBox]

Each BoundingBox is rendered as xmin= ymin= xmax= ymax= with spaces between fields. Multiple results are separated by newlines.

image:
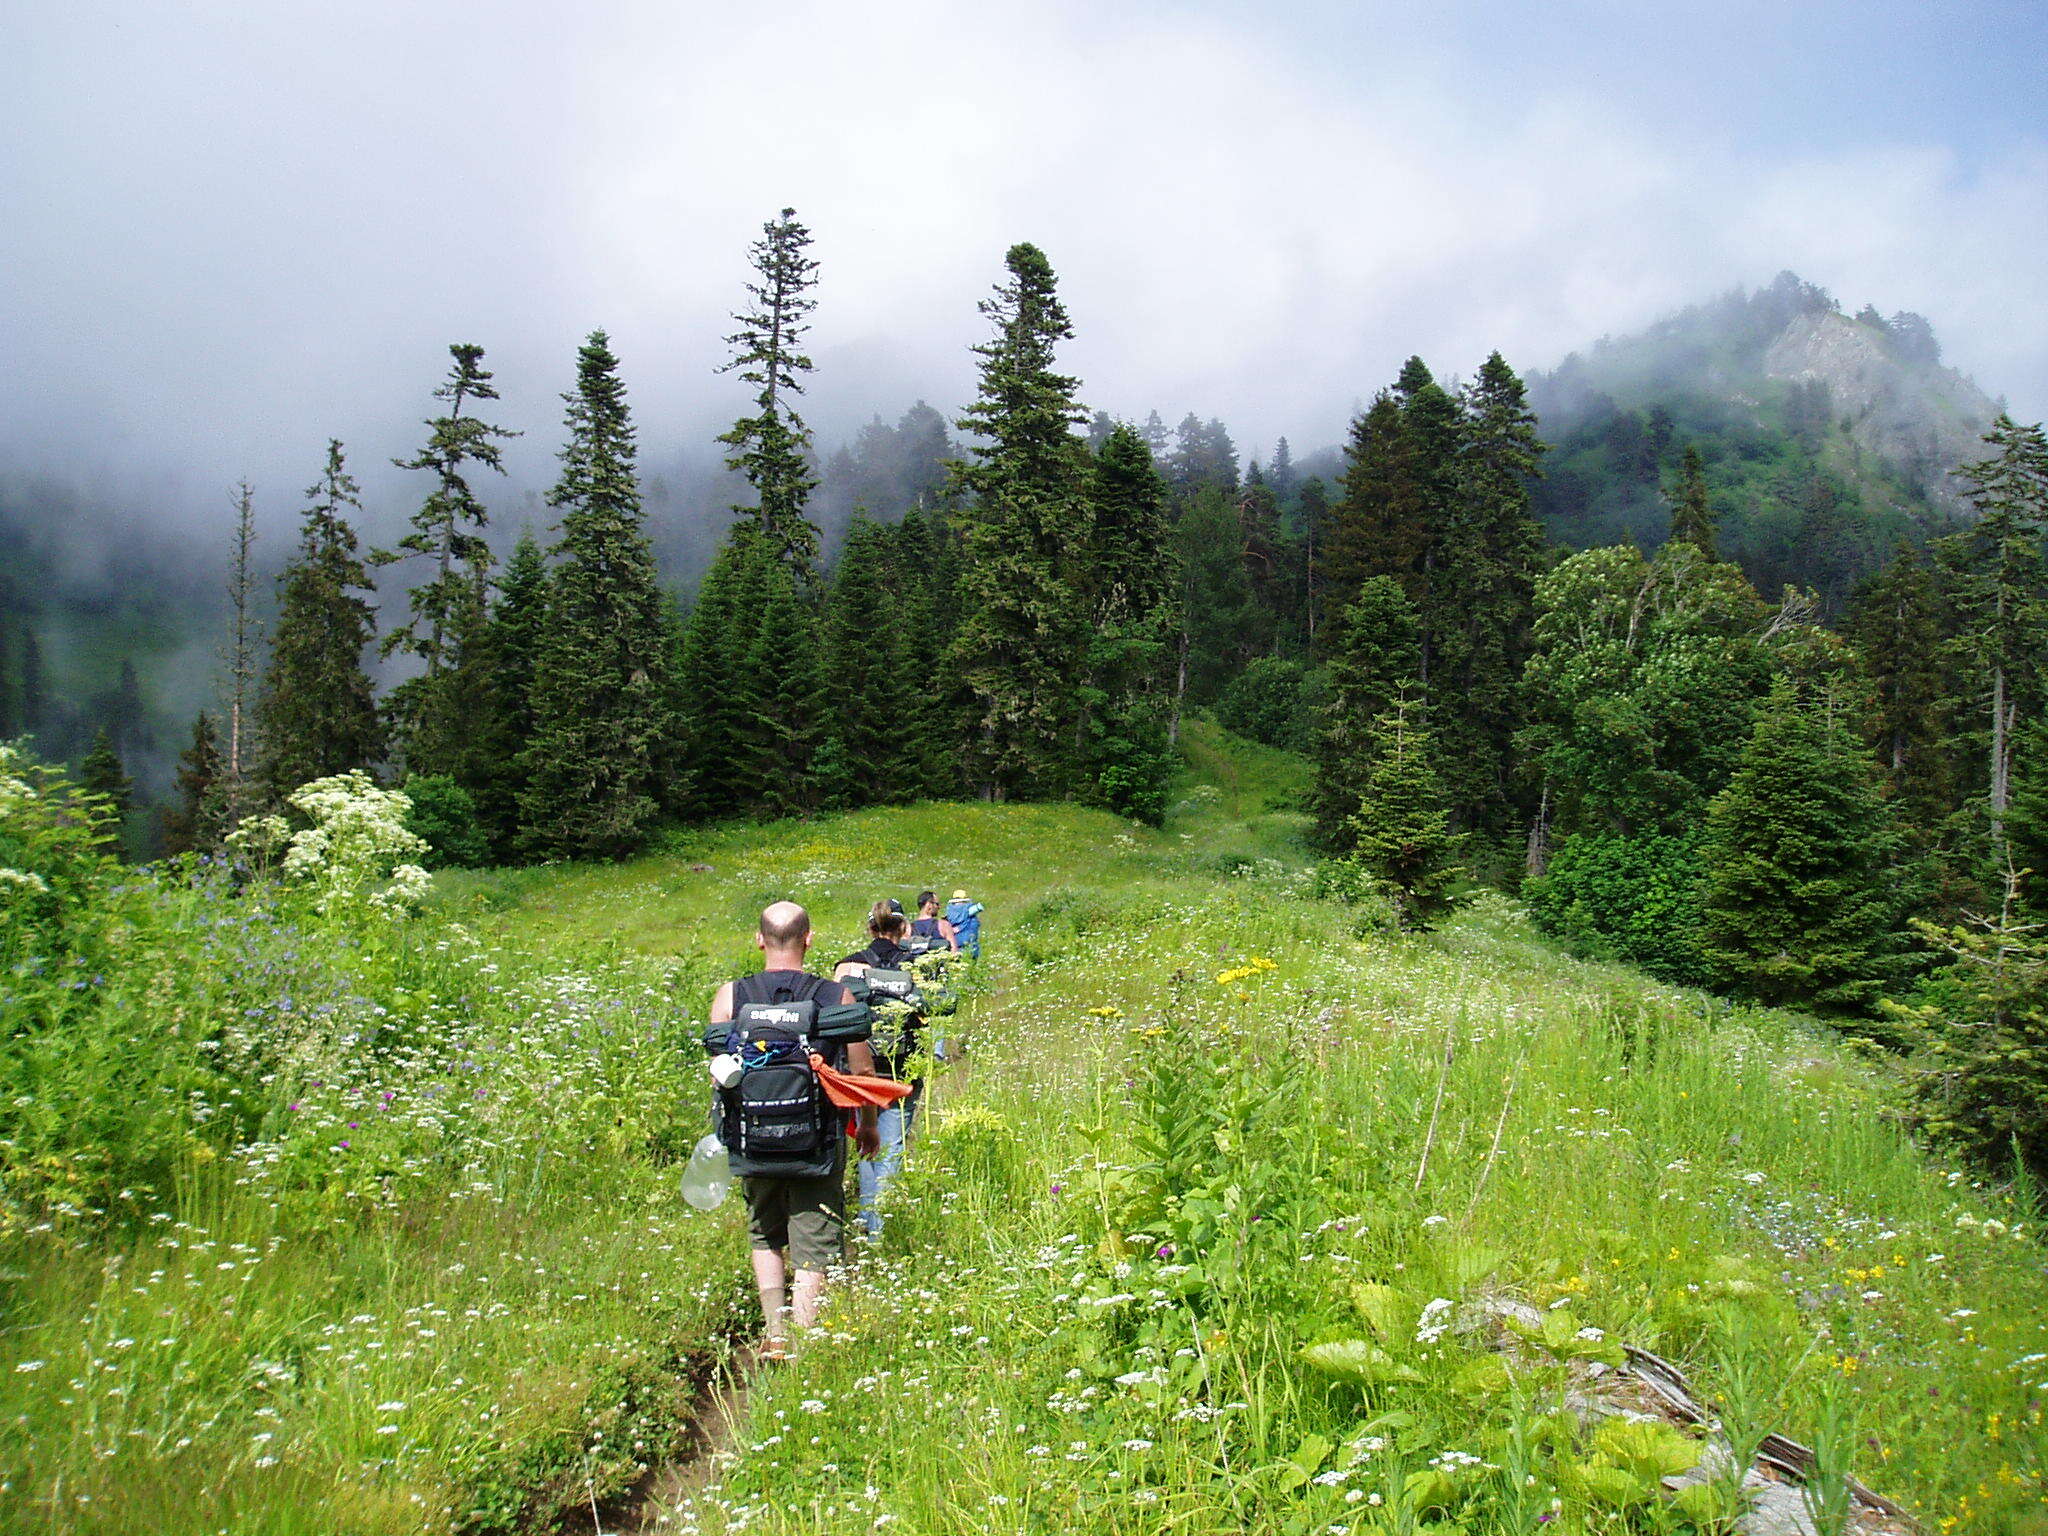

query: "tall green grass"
xmin=5 ymin=722 xmax=2045 ymax=1532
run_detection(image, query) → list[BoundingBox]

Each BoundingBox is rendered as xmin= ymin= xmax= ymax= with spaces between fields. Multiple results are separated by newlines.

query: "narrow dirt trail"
xmin=600 ymin=987 xmax=996 ymax=1534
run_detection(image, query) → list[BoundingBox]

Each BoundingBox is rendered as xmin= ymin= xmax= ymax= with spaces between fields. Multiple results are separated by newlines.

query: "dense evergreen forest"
xmin=7 ymin=219 xmax=2048 ymax=1129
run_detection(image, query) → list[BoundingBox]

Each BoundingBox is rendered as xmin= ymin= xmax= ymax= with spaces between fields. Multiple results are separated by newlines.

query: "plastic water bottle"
xmin=680 ymin=1133 xmax=731 ymax=1211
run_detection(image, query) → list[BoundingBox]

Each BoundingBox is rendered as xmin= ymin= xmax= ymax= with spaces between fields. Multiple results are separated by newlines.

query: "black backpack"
xmin=715 ymin=972 xmax=837 ymax=1178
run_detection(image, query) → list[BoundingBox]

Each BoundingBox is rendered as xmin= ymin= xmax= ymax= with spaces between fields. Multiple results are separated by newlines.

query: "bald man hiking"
xmin=706 ymin=901 xmax=881 ymax=1359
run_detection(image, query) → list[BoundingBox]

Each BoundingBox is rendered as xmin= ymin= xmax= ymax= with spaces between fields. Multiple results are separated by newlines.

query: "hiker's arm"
xmin=939 ymin=917 xmax=956 ymax=947
xmin=708 ymin=981 xmax=734 ymax=1026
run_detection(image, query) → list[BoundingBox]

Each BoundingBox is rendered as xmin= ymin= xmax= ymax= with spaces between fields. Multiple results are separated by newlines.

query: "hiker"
xmin=705 ymin=901 xmax=881 ymax=1358
xmin=835 ymin=900 xmax=928 ymax=1238
xmin=910 ymin=890 xmax=955 ymax=952
xmin=944 ymin=888 xmax=985 ymax=959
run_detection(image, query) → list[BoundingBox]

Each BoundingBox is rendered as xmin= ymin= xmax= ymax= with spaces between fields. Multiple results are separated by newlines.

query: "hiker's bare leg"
xmin=752 ymin=1248 xmax=788 ymax=1344
xmin=791 ymin=1267 xmax=828 ymax=1330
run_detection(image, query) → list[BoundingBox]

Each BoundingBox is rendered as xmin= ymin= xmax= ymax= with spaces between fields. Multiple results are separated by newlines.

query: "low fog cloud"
xmin=3 ymin=0 xmax=2044 ymax=526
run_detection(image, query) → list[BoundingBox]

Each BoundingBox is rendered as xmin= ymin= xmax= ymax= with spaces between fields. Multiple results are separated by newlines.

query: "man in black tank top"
xmin=708 ymin=901 xmax=880 ymax=1357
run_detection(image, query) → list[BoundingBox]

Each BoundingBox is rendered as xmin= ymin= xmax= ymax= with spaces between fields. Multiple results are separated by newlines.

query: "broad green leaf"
xmin=1301 ymin=1340 xmax=1425 ymax=1384
xmin=1350 ymin=1282 xmax=1408 ymax=1339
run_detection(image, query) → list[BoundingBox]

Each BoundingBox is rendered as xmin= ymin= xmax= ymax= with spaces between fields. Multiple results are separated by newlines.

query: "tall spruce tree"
xmin=257 ymin=440 xmax=383 ymax=799
xmin=1940 ymin=413 xmax=2048 ymax=857
xmin=1309 ymin=577 xmax=1422 ymax=852
xmin=818 ymin=515 xmax=912 ymax=804
xmin=948 ymin=241 xmax=1090 ymax=800
xmin=468 ymin=529 xmax=547 ymax=857
xmin=376 ymin=343 xmax=517 ymax=760
xmin=891 ymin=505 xmax=963 ymax=791
xmin=1318 ymin=392 xmax=1425 ymax=646
xmin=720 ymin=207 xmax=823 ymax=574
xmin=1441 ymin=351 xmax=1545 ymax=835
xmin=1667 ymin=444 xmax=1719 ymax=560
xmin=675 ymin=528 xmax=772 ymax=820
xmin=1698 ymin=679 xmax=1901 ymax=1012
xmin=520 ymin=331 xmax=676 ymax=859
xmin=1078 ymin=424 xmax=1179 ymax=821
xmin=222 ymin=480 xmax=260 ymax=827
xmin=163 ymin=711 xmax=227 ymax=856
xmin=1845 ymin=547 xmax=1952 ymax=845
xmin=1345 ymin=698 xmax=1462 ymax=931
xmin=80 ymin=727 xmax=132 ymax=853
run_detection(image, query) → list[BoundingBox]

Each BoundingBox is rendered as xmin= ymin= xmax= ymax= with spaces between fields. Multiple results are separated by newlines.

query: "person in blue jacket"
xmin=944 ymin=889 xmax=984 ymax=959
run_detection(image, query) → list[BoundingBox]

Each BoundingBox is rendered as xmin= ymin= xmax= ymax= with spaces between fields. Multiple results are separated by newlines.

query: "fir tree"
xmin=1845 ymin=546 xmax=1952 ymax=844
xmin=80 ymin=727 xmax=132 ymax=850
xmin=1079 ymin=424 xmax=1180 ymax=821
xmin=1940 ymin=413 xmax=2048 ymax=856
xmin=1440 ymin=350 xmax=1546 ymax=835
xmin=1309 ymin=577 xmax=1421 ymax=852
xmin=2010 ymin=718 xmax=2048 ymax=913
xmin=1295 ymin=476 xmax=1330 ymax=647
xmin=818 ymin=515 xmax=911 ymax=802
xmin=740 ymin=553 xmax=826 ymax=817
xmin=257 ymin=439 xmax=383 ymax=799
xmin=520 ymin=331 xmax=676 ymax=859
xmin=470 ymin=529 xmax=547 ymax=857
xmin=1139 ymin=410 xmax=1170 ymax=459
xmin=1269 ymin=435 xmax=1296 ymax=498
xmin=1319 ymin=392 xmax=1425 ymax=642
xmin=720 ymin=207 xmax=822 ymax=574
xmin=891 ymin=505 xmax=963 ymax=791
xmin=1698 ymin=679 xmax=1902 ymax=1012
xmin=376 ymin=343 xmax=517 ymax=758
xmin=1344 ymin=698 xmax=1462 ymax=931
xmin=675 ymin=527 xmax=772 ymax=820
xmin=222 ymin=480 xmax=260 ymax=827
xmin=1667 ymin=444 xmax=1719 ymax=560
xmin=948 ymin=241 xmax=1090 ymax=800
xmin=163 ymin=711 xmax=227 ymax=855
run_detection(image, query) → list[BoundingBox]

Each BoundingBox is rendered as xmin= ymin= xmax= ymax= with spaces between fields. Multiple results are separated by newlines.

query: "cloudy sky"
xmin=4 ymin=0 xmax=2044 ymax=517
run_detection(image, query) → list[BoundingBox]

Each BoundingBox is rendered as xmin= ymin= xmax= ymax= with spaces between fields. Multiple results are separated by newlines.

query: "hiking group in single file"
xmin=699 ymin=890 xmax=986 ymax=1357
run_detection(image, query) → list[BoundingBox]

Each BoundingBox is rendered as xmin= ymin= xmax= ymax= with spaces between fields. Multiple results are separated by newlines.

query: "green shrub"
xmin=404 ymin=773 xmax=491 ymax=869
xmin=1526 ymin=831 xmax=1710 ymax=986
xmin=1215 ymin=658 xmax=1323 ymax=751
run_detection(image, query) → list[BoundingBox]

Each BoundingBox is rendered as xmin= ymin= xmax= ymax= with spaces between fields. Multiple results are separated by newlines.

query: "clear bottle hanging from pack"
xmin=680 ymin=1132 xmax=732 ymax=1210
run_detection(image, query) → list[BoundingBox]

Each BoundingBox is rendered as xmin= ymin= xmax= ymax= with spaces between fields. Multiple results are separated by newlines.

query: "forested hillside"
xmin=1530 ymin=271 xmax=2000 ymax=608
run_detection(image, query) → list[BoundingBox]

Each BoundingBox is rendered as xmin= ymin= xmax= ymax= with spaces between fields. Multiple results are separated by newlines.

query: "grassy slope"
xmin=4 ymin=723 xmax=2044 ymax=1533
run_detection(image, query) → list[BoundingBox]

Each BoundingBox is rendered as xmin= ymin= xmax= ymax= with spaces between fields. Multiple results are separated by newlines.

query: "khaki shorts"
xmin=742 ymin=1173 xmax=845 ymax=1271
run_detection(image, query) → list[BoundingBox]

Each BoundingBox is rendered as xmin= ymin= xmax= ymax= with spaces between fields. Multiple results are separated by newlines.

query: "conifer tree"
xmin=2010 ymin=719 xmax=2048 ymax=913
xmin=163 ymin=711 xmax=227 ymax=855
xmin=1139 ymin=410 xmax=1170 ymax=459
xmin=1270 ymin=436 xmax=1296 ymax=498
xmin=818 ymin=515 xmax=911 ymax=802
xmin=1295 ymin=476 xmax=1330 ymax=646
xmin=222 ymin=480 xmax=260 ymax=827
xmin=1845 ymin=547 xmax=1952 ymax=844
xmin=675 ymin=527 xmax=771 ymax=820
xmin=1440 ymin=351 xmax=1546 ymax=834
xmin=1698 ymin=679 xmax=1901 ymax=1012
xmin=0 ymin=625 xmax=13 ymax=738
xmin=469 ymin=529 xmax=547 ymax=857
xmin=741 ymin=554 xmax=826 ymax=817
xmin=1078 ymin=424 xmax=1180 ymax=821
xmin=720 ymin=207 xmax=822 ymax=574
xmin=1345 ymin=698 xmax=1462 ymax=931
xmin=1319 ymin=392 xmax=1424 ymax=642
xmin=80 ymin=727 xmax=131 ymax=851
xmin=1309 ymin=577 xmax=1421 ymax=852
xmin=891 ymin=506 xmax=963 ymax=792
xmin=948 ymin=241 xmax=1090 ymax=800
xmin=1667 ymin=444 xmax=1719 ymax=560
xmin=520 ymin=331 xmax=676 ymax=859
xmin=376 ymin=343 xmax=517 ymax=759
xmin=257 ymin=440 xmax=383 ymax=799
xmin=1940 ymin=413 xmax=2048 ymax=856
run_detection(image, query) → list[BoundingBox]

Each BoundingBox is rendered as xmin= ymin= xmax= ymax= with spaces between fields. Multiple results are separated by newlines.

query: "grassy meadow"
xmin=3 ymin=721 xmax=2045 ymax=1533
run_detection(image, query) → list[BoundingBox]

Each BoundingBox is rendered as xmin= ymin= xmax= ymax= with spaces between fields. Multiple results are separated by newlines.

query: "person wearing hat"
xmin=943 ymin=888 xmax=984 ymax=960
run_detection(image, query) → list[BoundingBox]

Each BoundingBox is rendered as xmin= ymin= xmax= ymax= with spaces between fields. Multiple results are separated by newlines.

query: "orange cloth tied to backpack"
xmin=808 ymin=1051 xmax=914 ymax=1131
